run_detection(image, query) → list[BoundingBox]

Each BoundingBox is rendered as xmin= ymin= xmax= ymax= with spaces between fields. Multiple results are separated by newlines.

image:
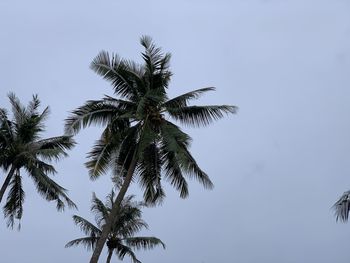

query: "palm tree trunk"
xmin=106 ymin=249 xmax=113 ymax=263
xmin=90 ymin=156 xmax=137 ymax=263
xmin=0 ymin=166 xmax=16 ymax=203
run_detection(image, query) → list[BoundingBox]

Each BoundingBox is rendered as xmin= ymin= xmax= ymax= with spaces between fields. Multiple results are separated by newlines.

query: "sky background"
xmin=1 ymin=0 xmax=350 ymax=262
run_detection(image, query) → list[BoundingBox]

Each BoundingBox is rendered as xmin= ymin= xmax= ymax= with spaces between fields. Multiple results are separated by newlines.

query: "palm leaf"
xmin=8 ymin=92 xmax=27 ymax=126
xmin=160 ymin=121 xmax=213 ymax=190
xmin=167 ymin=105 xmax=237 ymax=127
xmin=85 ymin=130 xmax=120 ymax=180
xmin=333 ymin=191 xmax=350 ymax=222
xmin=160 ymin=148 xmax=189 ymax=198
xmin=125 ymin=237 xmax=165 ymax=250
xmin=36 ymin=135 xmax=75 ymax=161
xmin=3 ymin=171 xmax=24 ymax=229
xmin=27 ymin=166 xmax=77 ymax=210
xmin=91 ymin=193 xmax=109 ymax=228
xmin=72 ymin=215 xmax=101 ymax=236
xmin=137 ymin=142 xmax=165 ymax=204
xmin=65 ymin=237 xmax=98 ymax=251
xmin=90 ymin=51 xmax=143 ymax=100
xmin=65 ymin=99 xmax=125 ymax=135
xmin=162 ymin=87 xmax=215 ymax=108
xmin=115 ymin=243 xmax=141 ymax=263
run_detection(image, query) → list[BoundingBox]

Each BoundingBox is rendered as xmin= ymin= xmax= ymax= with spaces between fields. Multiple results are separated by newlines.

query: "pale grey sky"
xmin=1 ymin=0 xmax=350 ymax=262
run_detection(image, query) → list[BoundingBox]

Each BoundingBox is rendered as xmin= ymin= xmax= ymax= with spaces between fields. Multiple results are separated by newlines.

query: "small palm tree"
xmin=0 ymin=93 xmax=76 ymax=228
xmin=66 ymin=191 xmax=165 ymax=263
xmin=65 ymin=36 xmax=237 ymax=262
xmin=333 ymin=191 xmax=350 ymax=222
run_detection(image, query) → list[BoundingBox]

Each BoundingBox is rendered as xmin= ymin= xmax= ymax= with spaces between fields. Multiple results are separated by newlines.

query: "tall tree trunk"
xmin=0 ymin=166 xmax=16 ymax=203
xmin=106 ymin=249 xmax=113 ymax=263
xmin=90 ymin=156 xmax=137 ymax=263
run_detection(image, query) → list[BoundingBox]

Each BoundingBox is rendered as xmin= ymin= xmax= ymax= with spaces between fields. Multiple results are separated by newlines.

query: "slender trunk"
xmin=0 ymin=166 xmax=16 ymax=203
xmin=90 ymin=156 xmax=137 ymax=263
xmin=106 ymin=249 xmax=113 ymax=263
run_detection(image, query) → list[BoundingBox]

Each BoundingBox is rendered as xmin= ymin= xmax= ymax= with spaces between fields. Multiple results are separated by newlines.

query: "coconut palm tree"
xmin=0 ymin=93 xmax=76 ymax=228
xmin=66 ymin=191 xmax=165 ymax=263
xmin=65 ymin=36 xmax=237 ymax=262
xmin=333 ymin=191 xmax=350 ymax=222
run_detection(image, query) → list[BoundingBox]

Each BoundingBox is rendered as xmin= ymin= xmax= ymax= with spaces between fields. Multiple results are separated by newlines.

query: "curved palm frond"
xmin=65 ymin=99 xmax=124 ymax=135
xmin=36 ymin=135 xmax=75 ymax=161
xmin=8 ymin=92 xmax=27 ymax=126
xmin=3 ymin=171 xmax=24 ymax=229
xmin=85 ymin=131 xmax=120 ymax=180
xmin=124 ymin=237 xmax=165 ymax=250
xmin=115 ymin=243 xmax=141 ymax=263
xmin=91 ymin=193 xmax=109 ymax=228
xmin=90 ymin=51 xmax=143 ymax=100
xmin=65 ymin=237 xmax=98 ymax=251
xmin=116 ymin=218 xmax=148 ymax=237
xmin=137 ymin=142 xmax=165 ymax=205
xmin=333 ymin=191 xmax=350 ymax=222
xmin=27 ymin=166 xmax=77 ymax=210
xmin=162 ymin=87 xmax=215 ymax=108
xmin=72 ymin=215 xmax=101 ymax=236
xmin=160 ymin=120 xmax=213 ymax=190
xmin=167 ymin=105 xmax=237 ymax=127
xmin=161 ymin=148 xmax=189 ymax=199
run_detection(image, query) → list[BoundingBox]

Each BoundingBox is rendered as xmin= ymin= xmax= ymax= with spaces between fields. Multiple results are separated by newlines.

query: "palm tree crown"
xmin=66 ymin=191 xmax=165 ymax=263
xmin=65 ymin=36 xmax=237 ymax=204
xmin=0 ymin=93 xmax=76 ymax=228
xmin=65 ymin=36 xmax=236 ymax=263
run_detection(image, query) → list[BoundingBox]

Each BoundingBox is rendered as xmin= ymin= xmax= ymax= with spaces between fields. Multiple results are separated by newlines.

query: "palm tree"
xmin=0 ymin=93 xmax=76 ymax=228
xmin=333 ymin=191 xmax=350 ymax=222
xmin=66 ymin=191 xmax=165 ymax=263
xmin=65 ymin=36 xmax=237 ymax=262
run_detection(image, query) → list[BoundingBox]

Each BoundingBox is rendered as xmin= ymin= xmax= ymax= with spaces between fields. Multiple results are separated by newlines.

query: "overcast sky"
xmin=1 ymin=0 xmax=350 ymax=262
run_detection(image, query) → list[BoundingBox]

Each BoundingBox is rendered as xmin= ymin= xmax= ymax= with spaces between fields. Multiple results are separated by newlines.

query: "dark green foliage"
xmin=65 ymin=36 xmax=237 ymax=205
xmin=0 ymin=93 xmax=76 ymax=228
xmin=66 ymin=192 xmax=165 ymax=263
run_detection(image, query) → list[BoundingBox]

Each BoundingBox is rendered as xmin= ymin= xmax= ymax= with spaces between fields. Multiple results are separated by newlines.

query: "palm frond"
xmin=24 ymin=159 xmax=56 ymax=175
xmin=140 ymin=36 xmax=170 ymax=76
xmin=85 ymin=129 xmax=121 ymax=180
xmin=160 ymin=121 xmax=213 ymax=191
xmin=114 ymin=124 xmax=140 ymax=177
xmin=167 ymin=105 xmax=237 ymax=127
xmin=125 ymin=237 xmax=165 ymax=250
xmin=333 ymin=191 xmax=350 ymax=222
xmin=180 ymin=146 xmax=214 ymax=189
xmin=3 ymin=171 xmax=24 ymax=229
xmin=0 ymin=111 xmax=13 ymax=151
xmin=161 ymin=149 xmax=189 ymax=198
xmin=65 ymin=99 xmax=124 ymax=135
xmin=28 ymin=94 xmax=41 ymax=115
xmin=116 ymin=218 xmax=148 ymax=238
xmin=162 ymin=87 xmax=215 ymax=108
xmin=137 ymin=142 xmax=165 ymax=205
xmin=91 ymin=193 xmax=109 ymax=228
xmin=36 ymin=135 xmax=75 ymax=161
xmin=65 ymin=237 xmax=98 ymax=251
xmin=8 ymin=92 xmax=27 ymax=126
xmin=28 ymin=166 xmax=77 ymax=210
xmin=36 ymin=106 xmax=50 ymax=130
xmin=90 ymin=51 xmax=143 ymax=100
xmin=115 ymin=243 xmax=141 ymax=263
xmin=72 ymin=215 xmax=101 ymax=236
